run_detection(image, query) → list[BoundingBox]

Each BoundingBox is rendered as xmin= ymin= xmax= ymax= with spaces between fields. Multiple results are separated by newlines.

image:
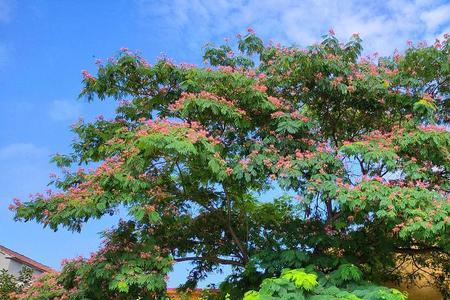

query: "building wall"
xmin=0 ymin=251 xmax=11 ymax=272
xmin=386 ymin=258 xmax=444 ymax=300
xmin=0 ymin=251 xmax=44 ymax=277
xmin=395 ymin=285 xmax=442 ymax=300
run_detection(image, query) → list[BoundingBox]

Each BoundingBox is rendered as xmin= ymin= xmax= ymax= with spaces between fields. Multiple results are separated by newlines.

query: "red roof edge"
xmin=0 ymin=245 xmax=53 ymax=273
xmin=167 ymin=288 xmax=219 ymax=296
xmin=167 ymin=288 xmax=205 ymax=292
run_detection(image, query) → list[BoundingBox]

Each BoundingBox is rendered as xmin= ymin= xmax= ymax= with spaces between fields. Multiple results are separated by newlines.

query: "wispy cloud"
xmin=420 ymin=3 xmax=450 ymax=32
xmin=136 ymin=0 xmax=450 ymax=55
xmin=48 ymin=99 xmax=82 ymax=122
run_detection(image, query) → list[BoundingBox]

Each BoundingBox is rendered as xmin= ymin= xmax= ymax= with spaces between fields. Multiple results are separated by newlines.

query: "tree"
xmin=0 ymin=267 xmax=33 ymax=299
xmin=10 ymin=29 xmax=450 ymax=299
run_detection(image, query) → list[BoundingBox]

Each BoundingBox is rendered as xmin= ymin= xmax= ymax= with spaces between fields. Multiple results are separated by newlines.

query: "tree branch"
xmin=173 ymin=256 xmax=244 ymax=267
xmin=395 ymin=247 xmax=448 ymax=255
xmin=223 ymin=184 xmax=249 ymax=264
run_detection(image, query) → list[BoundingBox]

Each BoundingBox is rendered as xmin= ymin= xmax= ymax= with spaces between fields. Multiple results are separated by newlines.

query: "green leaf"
xmin=281 ymin=269 xmax=318 ymax=291
xmin=117 ymin=281 xmax=129 ymax=293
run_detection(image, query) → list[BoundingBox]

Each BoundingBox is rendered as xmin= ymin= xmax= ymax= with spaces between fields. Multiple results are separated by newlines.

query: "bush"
xmin=0 ymin=267 xmax=33 ymax=299
xmin=243 ymin=265 xmax=407 ymax=300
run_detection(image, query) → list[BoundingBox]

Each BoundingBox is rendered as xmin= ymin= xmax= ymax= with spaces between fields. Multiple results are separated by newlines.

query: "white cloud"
xmin=48 ymin=99 xmax=82 ymax=122
xmin=420 ymin=3 xmax=450 ymax=32
xmin=136 ymin=0 xmax=450 ymax=55
xmin=0 ymin=143 xmax=47 ymax=160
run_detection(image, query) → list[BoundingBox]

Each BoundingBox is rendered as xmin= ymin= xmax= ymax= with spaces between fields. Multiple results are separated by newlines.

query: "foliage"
xmin=243 ymin=265 xmax=406 ymax=300
xmin=11 ymin=271 xmax=70 ymax=300
xmin=10 ymin=29 xmax=450 ymax=299
xmin=0 ymin=267 xmax=33 ymax=299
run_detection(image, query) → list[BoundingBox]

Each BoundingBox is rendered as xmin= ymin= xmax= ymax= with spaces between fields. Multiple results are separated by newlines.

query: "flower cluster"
xmin=169 ymin=91 xmax=246 ymax=116
xmin=138 ymin=118 xmax=222 ymax=145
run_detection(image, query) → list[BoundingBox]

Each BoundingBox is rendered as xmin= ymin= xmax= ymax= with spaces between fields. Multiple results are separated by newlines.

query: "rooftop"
xmin=0 ymin=244 xmax=53 ymax=273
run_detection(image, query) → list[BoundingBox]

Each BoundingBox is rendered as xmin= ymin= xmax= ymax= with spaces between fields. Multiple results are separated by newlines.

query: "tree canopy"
xmin=10 ymin=30 xmax=450 ymax=299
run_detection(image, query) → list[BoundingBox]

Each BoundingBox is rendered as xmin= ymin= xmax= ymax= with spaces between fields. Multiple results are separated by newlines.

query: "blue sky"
xmin=0 ymin=0 xmax=449 ymax=288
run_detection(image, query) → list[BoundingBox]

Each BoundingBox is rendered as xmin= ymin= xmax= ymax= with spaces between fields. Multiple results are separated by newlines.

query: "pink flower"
xmin=263 ymin=158 xmax=272 ymax=167
xmin=324 ymin=224 xmax=335 ymax=235
xmin=254 ymin=84 xmax=268 ymax=93
xmin=225 ymin=167 xmax=233 ymax=175
xmin=140 ymin=252 xmax=151 ymax=259
xmin=373 ymin=175 xmax=384 ymax=182
xmin=268 ymin=96 xmax=282 ymax=108
xmin=81 ymin=70 xmax=95 ymax=80
xmin=13 ymin=197 xmax=22 ymax=207
xmin=392 ymin=226 xmax=401 ymax=234
xmin=314 ymin=72 xmax=323 ymax=80
xmin=239 ymin=159 xmax=249 ymax=169
xmin=219 ymin=66 xmax=234 ymax=73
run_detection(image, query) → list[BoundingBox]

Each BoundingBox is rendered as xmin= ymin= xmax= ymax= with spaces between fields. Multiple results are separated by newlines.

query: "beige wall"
xmin=387 ymin=258 xmax=444 ymax=300
xmin=395 ymin=284 xmax=442 ymax=300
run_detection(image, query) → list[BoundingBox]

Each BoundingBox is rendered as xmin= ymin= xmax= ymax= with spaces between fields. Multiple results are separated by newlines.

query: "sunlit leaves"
xmin=281 ymin=269 xmax=318 ymax=291
xmin=243 ymin=266 xmax=406 ymax=300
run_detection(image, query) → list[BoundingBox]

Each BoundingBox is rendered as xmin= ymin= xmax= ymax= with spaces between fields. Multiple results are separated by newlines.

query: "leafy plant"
xmin=244 ymin=265 xmax=407 ymax=300
xmin=0 ymin=267 xmax=33 ymax=299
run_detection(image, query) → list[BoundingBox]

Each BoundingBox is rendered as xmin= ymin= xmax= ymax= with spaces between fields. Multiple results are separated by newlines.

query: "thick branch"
xmin=223 ymin=184 xmax=249 ymax=264
xmin=325 ymin=197 xmax=333 ymax=222
xmin=395 ymin=247 xmax=448 ymax=255
xmin=173 ymin=256 xmax=244 ymax=267
xmin=356 ymin=156 xmax=367 ymax=175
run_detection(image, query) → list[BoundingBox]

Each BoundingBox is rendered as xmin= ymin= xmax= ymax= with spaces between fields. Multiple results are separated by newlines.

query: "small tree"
xmin=11 ymin=30 xmax=450 ymax=299
xmin=0 ymin=267 xmax=33 ymax=299
xmin=0 ymin=269 xmax=18 ymax=299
